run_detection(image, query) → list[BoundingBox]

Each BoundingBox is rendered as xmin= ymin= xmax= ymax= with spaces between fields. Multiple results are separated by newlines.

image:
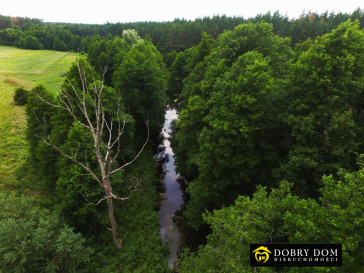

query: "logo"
xmin=252 ymin=246 xmax=271 ymax=264
xmin=250 ymin=243 xmax=342 ymax=267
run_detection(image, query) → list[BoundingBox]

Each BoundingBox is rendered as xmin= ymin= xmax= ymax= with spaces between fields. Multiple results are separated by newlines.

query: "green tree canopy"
xmin=0 ymin=193 xmax=93 ymax=273
xmin=277 ymin=20 xmax=364 ymax=196
xmin=13 ymin=87 xmax=28 ymax=106
xmin=113 ymin=40 xmax=167 ymax=142
xmin=179 ymin=161 xmax=364 ymax=273
xmin=174 ymin=22 xmax=293 ymax=229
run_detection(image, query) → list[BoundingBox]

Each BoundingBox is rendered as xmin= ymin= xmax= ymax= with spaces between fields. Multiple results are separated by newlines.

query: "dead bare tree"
xmin=36 ymin=60 xmax=149 ymax=249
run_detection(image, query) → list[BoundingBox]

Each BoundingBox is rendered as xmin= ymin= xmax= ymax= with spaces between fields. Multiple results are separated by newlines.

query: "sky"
xmin=1 ymin=0 xmax=362 ymax=24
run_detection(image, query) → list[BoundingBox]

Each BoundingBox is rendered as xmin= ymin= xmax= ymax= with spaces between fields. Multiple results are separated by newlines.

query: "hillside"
xmin=0 ymin=46 xmax=77 ymax=190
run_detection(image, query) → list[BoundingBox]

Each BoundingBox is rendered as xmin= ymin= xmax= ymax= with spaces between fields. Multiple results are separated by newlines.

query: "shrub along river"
xmin=158 ymin=108 xmax=183 ymax=267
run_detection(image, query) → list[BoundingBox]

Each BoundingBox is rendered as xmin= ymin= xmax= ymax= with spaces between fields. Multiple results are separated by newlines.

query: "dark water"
xmin=158 ymin=108 xmax=183 ymax=267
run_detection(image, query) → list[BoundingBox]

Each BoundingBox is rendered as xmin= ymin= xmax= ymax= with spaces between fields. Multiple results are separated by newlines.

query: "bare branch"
xmin=94 ymin=196 xmax=108 ymax=205
xmin=34 ymin=91 xmax=64 ymax=110
xmin=111 ymin=120 xmax=149 ymax=175
xmin=33 ymin=61 xmax=147 ymax=249
xmin=80 ymin=192 xmax=108 ymax=206
xmin=42 ymin=136 xmax=103 ymax=187
xmin=65 ymin=77 xmax=82 ymax=105
xmin=110 ymin=174 xmax=141 ymax=201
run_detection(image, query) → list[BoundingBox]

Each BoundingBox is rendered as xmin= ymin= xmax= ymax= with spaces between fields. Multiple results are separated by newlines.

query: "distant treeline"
xmin=0 ymin=9 xmax=363 ymax=53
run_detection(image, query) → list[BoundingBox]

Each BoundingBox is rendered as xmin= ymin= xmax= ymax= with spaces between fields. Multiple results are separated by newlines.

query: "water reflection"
xmin=158 ymin=108 xmax=183 ymax=268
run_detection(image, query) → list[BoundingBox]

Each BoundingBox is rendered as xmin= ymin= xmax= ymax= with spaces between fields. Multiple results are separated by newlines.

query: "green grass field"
xmin=0 ymin=46 xmax=77 ymax=191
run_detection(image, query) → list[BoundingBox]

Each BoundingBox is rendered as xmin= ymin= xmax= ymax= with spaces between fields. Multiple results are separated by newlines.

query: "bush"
xmin=0 ymin=193 xmax=94 ymax=273
xmin=13 ymin=87 xmax=28 ymax=105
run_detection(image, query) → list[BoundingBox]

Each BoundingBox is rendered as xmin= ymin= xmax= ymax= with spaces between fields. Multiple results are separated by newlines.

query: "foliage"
xmin=1 ymin=10 xmax=363 ymax=53
xmin=174 ymin=22 xmax=293 ymax=229
xmin=172 ymin=20 xmax=364 ymax=234
xmin=25 ymin=85 xmax=58 ymax=188
xmin=54 ymin=122 xmax=105 ymax=234
xmin=184 ymin=51 xmax=287 ymax=228
xmin=17 ymin=35 xmax=43 ymax=50
xmin=277 ymin=20 xmax=364 ymax=196
xmin=0 ymin=193 xmax=93 ymax=273
xmin=122 ymin=29 xmax=143 ymax=46
xmin=22 ymin=45 xmax=169 ymax=269
xmin=89 ymin=151 xmax=169 ymax=273
xmin=179 ymin=164 xmax=364 ymax=272
xmin=2 ymin=10 xmax=364 ymax=273
xmin=113 ymin=40 xmax=167 ymax=141
xmin=167 ymin=51 xmax=188 ymax=101
xmin=25 ymin=85 xmax=55 ymax=151
xmin=87 ymin=36 xmax=130 ymax=85
xmin=13 ymin=87 xmax=28 ymax=105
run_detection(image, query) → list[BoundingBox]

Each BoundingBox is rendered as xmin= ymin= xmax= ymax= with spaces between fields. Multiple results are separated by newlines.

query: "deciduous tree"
xmin=33 ymin=59 xmax=149 ymax=249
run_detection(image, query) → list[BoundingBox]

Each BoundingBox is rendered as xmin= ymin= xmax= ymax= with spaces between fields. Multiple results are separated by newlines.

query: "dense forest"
xmin=1 ymin=9 xmax=364 ymax=53
xmin=172 ymin=20 xmax=364 ymax=272
xmin=0 ymin=9 xmax=363 ymax=273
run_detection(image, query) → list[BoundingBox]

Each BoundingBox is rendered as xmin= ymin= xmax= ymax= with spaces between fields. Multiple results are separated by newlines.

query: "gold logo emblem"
xmin=252 ymin=246 xmax=271 ymax=264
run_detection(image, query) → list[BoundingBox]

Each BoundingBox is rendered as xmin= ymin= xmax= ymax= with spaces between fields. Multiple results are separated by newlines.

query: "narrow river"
xmin=158 ymin=108 xmax=183 ymax=268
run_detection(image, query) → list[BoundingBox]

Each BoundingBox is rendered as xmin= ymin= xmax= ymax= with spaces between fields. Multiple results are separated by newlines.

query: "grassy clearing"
xmin=0 ymin=46 xmax=77 ymax=191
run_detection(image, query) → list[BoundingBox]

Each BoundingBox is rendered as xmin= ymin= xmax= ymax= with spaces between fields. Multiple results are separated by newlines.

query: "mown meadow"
xmin=0 ymin=46 xmax=77 ymax=191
